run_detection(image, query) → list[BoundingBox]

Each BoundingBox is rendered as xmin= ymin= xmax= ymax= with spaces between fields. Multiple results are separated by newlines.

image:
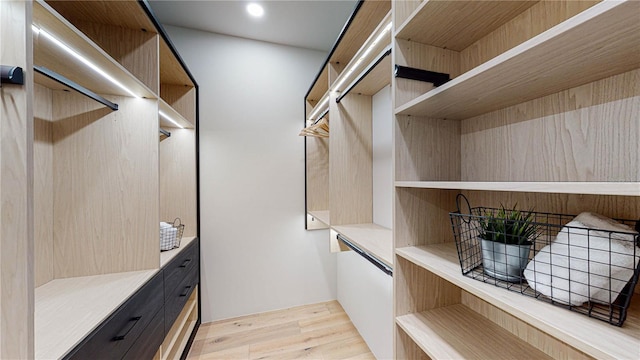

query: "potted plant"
xmin=478 ymin=204 xmax=539 ymax=282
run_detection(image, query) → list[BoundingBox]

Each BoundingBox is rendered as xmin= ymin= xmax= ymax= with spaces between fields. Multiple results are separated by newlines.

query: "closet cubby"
xmin=392 ymin=0 xmax=640 ymax=359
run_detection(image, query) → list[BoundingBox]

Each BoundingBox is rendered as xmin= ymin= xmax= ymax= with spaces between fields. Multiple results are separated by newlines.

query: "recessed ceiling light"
xmin=246 ymin=3 xmax=264 ymax=17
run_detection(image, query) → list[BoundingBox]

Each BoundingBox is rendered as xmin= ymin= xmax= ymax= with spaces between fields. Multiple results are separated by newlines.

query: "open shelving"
xmin=333 ymin=223 xmax=392 ymax=268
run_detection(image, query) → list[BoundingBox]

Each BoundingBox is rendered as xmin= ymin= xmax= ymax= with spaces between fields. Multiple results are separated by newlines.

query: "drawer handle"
xmin=179 ymin=285 xmax=192 ymax=297
xmin=179 ymin=259 xmax=192 ymax=268
xmin=113 ymin=316 xmax=142 ymax=341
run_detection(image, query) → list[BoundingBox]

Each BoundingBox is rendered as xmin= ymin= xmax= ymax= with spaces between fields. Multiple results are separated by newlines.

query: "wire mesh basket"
xmin=449 ymin=194 xmax=640 ymax=326
xmin=160 ymin=218 xmax=185 ymax=251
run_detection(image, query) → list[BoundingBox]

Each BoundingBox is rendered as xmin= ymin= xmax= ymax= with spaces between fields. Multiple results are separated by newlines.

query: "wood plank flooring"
xmin=187 ymin=301 xmax=375 ymax=360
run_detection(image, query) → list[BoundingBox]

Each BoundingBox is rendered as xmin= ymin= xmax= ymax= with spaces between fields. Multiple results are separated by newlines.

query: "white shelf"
xmin=35 ymin=270 xmax=158 ymax=359
xmin=396 ymin=305 xmax=552 ymax=360
xmin=395 ymin=181 xmax=640 ymax=197
xmin=308 ymin=210 xmax=330 ymax=227
xmin=395 ymin=1 xmax=537 ymax=51
xmin=33 ymin=0 xmax=156 ymax=99
xmin=396 ymin=244 xmax=640 ymax=359
xmin=333 ymin=223 xmax=393 ymax=268
xmin=395 ymin=0 xmax=640 ymax=119
xmin=160 ymin=236 xmax=197 ymax=268
xmin=159 ymin=98 xmax=194 ymax=129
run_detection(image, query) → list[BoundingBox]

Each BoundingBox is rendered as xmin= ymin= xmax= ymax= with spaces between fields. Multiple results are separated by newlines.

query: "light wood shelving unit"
xmin=0 ymin=0 xmax=202 ymax=358
xmin=392 ymin=0 xmax=640 ymax=359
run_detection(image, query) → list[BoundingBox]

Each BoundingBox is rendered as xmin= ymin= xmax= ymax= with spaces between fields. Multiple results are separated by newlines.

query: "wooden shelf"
xmin=395 ymin=1 xmax=640 ymax=119
xmin=160 ymin=39 xmax=194 ymax=87
xmin=395 ymin=1 xmax=537 ymax=51
xmin=35 ymin=270 xmax=158 ymax=359
xmin=160 ymin=236 xmax=197 ymax=268
xmin=306 ymin=66 xmax=329 ymax=105
xmin=333 ymin=223 xmax=392 ymax=268
xmin=347 ymin=47 xmax=391 ymax=97
xmin=395 ymin=244 xmax=640 ymax=359
xmin=308 ymin=210 xmax=330 ymax=227
xmin=159 ymin=98 xmax=194 ymax=129
xmin=33 ymin=0 xmax=156 ymax=99
xmin=396 ymin=305 xmax=552 ymax=360
xmin=395 ymin=181 xmax=640 ymax=197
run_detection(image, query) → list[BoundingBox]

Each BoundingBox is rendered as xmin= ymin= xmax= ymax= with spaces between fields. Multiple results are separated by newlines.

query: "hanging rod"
xmin=336 ymin=233 xmax=393 ymax=276
xmin=311 ymin=108 xmax=330 ymax=125
xmin=394 ymin=65 xmax=450 ymax=87
xmin=34 ymin=65 xmax=118 ymax=111
xmin=159 ymin=128 xmax=171 ymax=138
xmin=336 ymin=46 xmax=392 ymax=104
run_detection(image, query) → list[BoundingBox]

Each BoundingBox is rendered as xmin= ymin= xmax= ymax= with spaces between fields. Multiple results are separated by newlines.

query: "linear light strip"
xmin=307 ymin=95 xmax=330 ymax=122
xmin=32 ymin=24 xmax=139 ymax=98
xmin=159 ymin=110 xmax=184 ymax=129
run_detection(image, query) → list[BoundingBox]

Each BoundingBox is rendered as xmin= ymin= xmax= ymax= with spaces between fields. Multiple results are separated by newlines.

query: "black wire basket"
xmin=449 ymin=194 xmax=640 ymax=326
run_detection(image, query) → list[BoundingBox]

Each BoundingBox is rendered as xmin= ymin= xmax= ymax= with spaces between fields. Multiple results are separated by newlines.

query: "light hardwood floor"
xmin=187 ymin=301 xmax=375 ymax=360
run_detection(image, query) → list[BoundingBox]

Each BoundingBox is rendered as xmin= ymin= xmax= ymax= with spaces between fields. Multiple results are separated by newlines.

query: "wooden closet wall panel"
xmin=69 ymin=21 xmax=160 ymax=94
xmin=0 ymin=0 xmax=35 ymax=357
xmin=461 ymin=70 xmax=640 ymax=182
xmin=34 ymin=84 xmax=54 ymax=287
xmin=306 ymin=137 xmax=329 ymax=212
xmin=160 ymin=129 xmax=197 ymax=238
xmin=52 ymin=92 xmax=159 ymax=278
xmin=459 ymin=1 xmax=599 ymax=74
xmin=161 ymin=85 xmax=196 ymax=126
xmin=329 ymin=93 xmax=372 ymax=226
xmin=393 ymin=0 xmax=421 ymax=31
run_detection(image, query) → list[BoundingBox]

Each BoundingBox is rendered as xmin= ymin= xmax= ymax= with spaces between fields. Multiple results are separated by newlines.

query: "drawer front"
xmin=164 ymin=239 xmax=199 ymax=298
xmin=122 ymin=307 xmax=164 ymax=360
xmin=64 ymin=272 xmax=164 ymax=360
xmin=165 ymin=264 xmax=198 ymax=333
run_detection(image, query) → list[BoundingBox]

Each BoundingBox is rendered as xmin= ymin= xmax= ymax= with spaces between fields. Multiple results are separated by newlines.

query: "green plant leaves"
xmin=478 ymin=204 xmax=539 ymax=245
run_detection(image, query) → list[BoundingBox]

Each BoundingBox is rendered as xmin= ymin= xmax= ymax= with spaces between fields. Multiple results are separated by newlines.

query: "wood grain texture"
xmin=396 ymin=244 xmax=640 ymax=359
xmin=396 ymin=1 xmax=537 ymax=51
xmin=330 ymin=92 xmax=373 ymax=226
xmin=460 ymin=0 xmax=598 ymax=74
xmin=161 ymin=84 xmax=196 ymax=126
xmin=349 ymin=52 xmax=391 ymax=97
xmin=395 ymin=115 xmax=460 ymax=181
xmin=461 ymin=292 xmax=593 ymax=360
xmin=0 ymin=1 xmax=34 ymax=358
xmin=160 ymin=38 xmax=194 ymax=86
xmin=393 ymin=0 xmax=421 ymax=33
xmin=44 ymin=0 xmax=156 ymax=34
xmin=333 ymin=223 xmax=393 ymax=267
xmin=395 ymin=325 xmax=431 ymax=360
xmin=188 ymin=301 xmax=374 ymax=360
xmin=34 ymin=84 xmax=54 ymax=288
xmin=33 ymin=0 xmax=156 ymax=99
xmin=160 ymin=128 xmax=197 ymax=238
xmin=52 ymin=92 xmax=159 ymax=278
xmin=306 ymin=136 xmax=329 ymax=212
xmin=306 ymin=65 xmax=328 ymax=105
xmin=162 ymin=286 xmax=198 ymax=360
xmin=34 ymin=270 xmax=158 ymax=359
xmin=396 ymin=305 xmax=552 ymax=360
xmin=159 ymin=97 xmax=194 ymax=129
xmin=396 ymin=1 xmax=640 ymax=120
xmin=307 ymin=211 xmax=330 ymax=230
xmin=394 ymin=39 xmax=460 ymax=108
xmin=66 ymin=20 xmax=160 ymax=94
xmin=461 ymin=69 xmax=640 ymax=182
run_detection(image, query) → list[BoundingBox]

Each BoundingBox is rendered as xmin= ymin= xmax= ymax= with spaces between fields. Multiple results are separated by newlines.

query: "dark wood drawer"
xmin=64 ymin=272 xmax=164 ymax=360
xmin=122 ymin=307 xmax=164 ymax=360
xmin=164 ymin=239 xmax=199 ymax=299
xmin=165 ymin=264 xmax=198 ymax=334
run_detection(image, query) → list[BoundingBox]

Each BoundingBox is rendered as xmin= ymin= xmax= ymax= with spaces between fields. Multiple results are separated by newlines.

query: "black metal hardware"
xmin=336 ymin=46 xmax=392 ymax=103
xmin=112 ymin=316 xmax=142 ymax=341
xmin=179 ymin=285 xmax=192 ymax=297
xmin=336 ymin=234 xmax=392 ymax=276
xmin=34 ymin=66 xmax=118 ymax=111
xmin=1 ymin=65 xmax=24 ymax=85
xmin=159 ymin=128 xmax=171 ymax=138
xmin=394 ymin=65 xmax=450 ymax=87
xmin=179 ymin=259 xmax=191 ymax=268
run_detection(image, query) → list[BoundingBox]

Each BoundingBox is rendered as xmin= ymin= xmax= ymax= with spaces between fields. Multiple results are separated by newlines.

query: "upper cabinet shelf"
xmin=395 ymin=1 xmax=538 ymax=51
xmin=395 ymin=0 xmax=640 ymax=119
xmin=160 ymin=39 xmax=195 ymax=87
xmin=33 ymin=0 xmax=156 ymax=99
xmin=159 ymin=98 xmax=193 ymax=129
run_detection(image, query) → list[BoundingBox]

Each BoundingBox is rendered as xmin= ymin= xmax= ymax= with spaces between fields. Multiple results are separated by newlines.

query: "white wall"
xmin=165 ymin=26 xmax=337 ymax=322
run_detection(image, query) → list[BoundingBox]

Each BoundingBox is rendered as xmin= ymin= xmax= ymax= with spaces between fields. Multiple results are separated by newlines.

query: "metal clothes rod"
xmin=337 ymin=234 xmax=393 ymax=276
xmin=311 ymin=108 xmax=330 ymax=125
xmin=336 ymin=46 xmax=392 ymax=104
xmin=34 ymin=65 xmax=118 ymax=111
xmin=159 ymin=128 xmax=171 ymax=138
xmin=394 ymin=65 xmax=450 ymax=87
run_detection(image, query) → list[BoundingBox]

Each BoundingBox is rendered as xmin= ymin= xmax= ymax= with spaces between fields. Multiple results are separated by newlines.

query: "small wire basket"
xmin=449 ymin=194 xmax=640 ymax=326
xmin=160 ymin=218 xmax=185 ymax=251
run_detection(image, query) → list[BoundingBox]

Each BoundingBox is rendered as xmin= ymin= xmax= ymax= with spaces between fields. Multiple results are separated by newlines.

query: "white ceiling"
xmin=148 ymin=0 xmax=359 ymax=52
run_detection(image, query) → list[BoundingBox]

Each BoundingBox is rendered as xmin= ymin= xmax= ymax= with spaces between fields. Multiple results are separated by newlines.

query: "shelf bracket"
xmin=337 ymin=233 xmax=393 ymax=276
xmin=159 ymin=128 xmax=171 ymax=138
xmin=336 ymin=46 xmax=392 ymax=104
xmin=1 ymin=65 xmax=24 ymax=86
xmin=34 ymin=65 xmax=118 ymax=111
xmin=394 ymin=65 xmax=450 ymax=87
